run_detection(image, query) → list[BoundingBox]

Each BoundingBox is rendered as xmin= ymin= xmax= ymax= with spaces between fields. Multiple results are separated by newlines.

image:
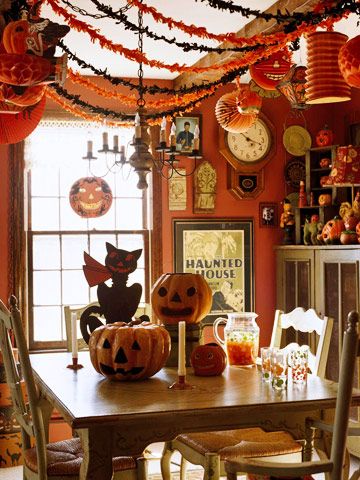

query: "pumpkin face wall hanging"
xmin=69 ymin=176 xmax=113 ymax=218
xmin=151 ymin=273 xmax=212 ymax=325
xmin=89 ymin=320 xmax=171 ymax=381
xmin=250 ymin=50 xmax=292 ymax=91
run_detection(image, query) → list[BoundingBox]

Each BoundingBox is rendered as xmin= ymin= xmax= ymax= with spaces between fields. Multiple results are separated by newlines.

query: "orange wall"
xmin=0 ymin=144 xmax=9 ymax=302
xmin=161 ymin=85 xmax=360 ymax=347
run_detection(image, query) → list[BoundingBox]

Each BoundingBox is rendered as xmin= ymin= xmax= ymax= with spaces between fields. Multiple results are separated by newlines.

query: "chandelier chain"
xmin=137 ymin=2 xmax=145 ymax=108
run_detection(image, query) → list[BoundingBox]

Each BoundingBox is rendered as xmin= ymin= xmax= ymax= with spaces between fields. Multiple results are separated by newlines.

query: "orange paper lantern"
xmin=0 ymin=95 xmax=45 ymax=144
xmin=249 ymin=50 xmax=292 ymax=91
xmin=306 ymin=31 xmax=351 ymax=104
xmin=215 ymin=90 xmax=257 ymax=133
xmin=338 ymin=34 xmax=360 ymax=88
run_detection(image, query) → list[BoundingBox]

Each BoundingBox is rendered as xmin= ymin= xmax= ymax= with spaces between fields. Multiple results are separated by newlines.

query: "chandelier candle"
xmin=135 ymin=112 xmax=141 ymax=139
xmin=160 ymin=116 xmax=167 ymax=143
xmin=170 ymin=122 xmax=176 ymax=147
xmin=87 ymin=140 xmax=93 ymax=156
xmin=193 ymin=125 xmax=200 ymax=151
xmin=113 ymin=135 xmax=119 ymax=151
xmin=102 ymin=131 xmax=108 ymax=149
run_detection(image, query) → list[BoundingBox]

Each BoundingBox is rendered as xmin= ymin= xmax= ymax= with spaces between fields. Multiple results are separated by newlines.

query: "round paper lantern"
xmin=338 ymin=35 xmax=360 ymax=88
xmin=151 ymin=273 xmax=212 ymax=325
xmin=249 ymin=50 xmax=292 ymax=91
xmin=0 ymin=53 xmax=59 ymax=86
xmin=306 ymin=31 xmax=351 ymax=104
xmin=89 ymin=321 xmax=171 ymax=381
xmin=0 ymin=94 xmax=45 ymax=144
xmin=236 ymin=84 xmax=262 ymax=115
xmin=69 ymin=176 xmax=113 ymax=218
xmin=215 ymin=90 xmax=257 ymax=133
xmin=0 ymin=83 xmax=46 ymax=107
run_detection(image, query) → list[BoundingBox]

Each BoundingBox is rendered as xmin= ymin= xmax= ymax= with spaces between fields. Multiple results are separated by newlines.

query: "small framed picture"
xmin=175 ymin=115 xmax=201 ymax=154
xmin=259 ymin=202 xmax=278 ymax=228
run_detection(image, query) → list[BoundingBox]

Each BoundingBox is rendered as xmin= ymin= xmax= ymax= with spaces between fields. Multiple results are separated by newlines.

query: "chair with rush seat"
xmin=0 ymin=295 xmax=148 ymax=480
xmin=161 ymin=307 xmax=333 ymax=480
xmin=224 ymin=310 xmax=360 ymax=480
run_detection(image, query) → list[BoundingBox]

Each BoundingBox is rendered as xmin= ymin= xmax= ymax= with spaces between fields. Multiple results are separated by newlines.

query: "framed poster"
xmin=173 ymin=219 xmax=254 ymax=324
xmin=175 ymin=115 xmax=201 ymax=154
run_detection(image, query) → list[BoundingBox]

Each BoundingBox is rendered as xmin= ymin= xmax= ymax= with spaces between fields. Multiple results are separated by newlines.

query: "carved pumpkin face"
xmin=315 ymin=126 xmax=334 ymax=147
xmin=89 ymin=321 xmax=171 ymax=381
xmin=321 ymin=217 xmax=345 ymax=244
xmin=191 ymin=343 xmax=227 ymax=376
xmin=250 ymin=50 xmax=292 ymax=91
xmin=151 ymin=273 xmax=212 ymax=325
xmin=69 ymin=177 xmax=112 ymax=218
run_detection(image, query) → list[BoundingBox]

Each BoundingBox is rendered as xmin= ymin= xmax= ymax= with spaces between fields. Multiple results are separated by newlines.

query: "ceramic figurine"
xmin=303 ymin=214 xmax=322 ymax=245
xmin=280 ymin=198 xmax=295 ymax=245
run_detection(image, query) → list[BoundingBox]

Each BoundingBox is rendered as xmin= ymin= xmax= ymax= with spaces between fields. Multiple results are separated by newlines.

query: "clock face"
xmin=226 ymin=118 xmax=272 ymax=164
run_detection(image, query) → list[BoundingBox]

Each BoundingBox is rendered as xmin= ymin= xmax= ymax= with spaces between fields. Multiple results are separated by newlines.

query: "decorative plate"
xmin=284 ymin=159 xmax=306 ymax=188
xmin=283 ymin=125 xmax=312 ymax=156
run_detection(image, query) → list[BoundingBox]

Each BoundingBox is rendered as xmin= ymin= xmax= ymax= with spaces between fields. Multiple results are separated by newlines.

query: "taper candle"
xmin=135 ymin=112 xmax=141 ymax=139
xmin=71 ymin=312 xmax=78 ymax=359
xmin=193 ymin=125 xmax=200 ymax=150
xmin=178 ymin=321 xmax=186 ymax=376
xmin=102 ymin=131 xmax=108 ymax=147
xmin=170 ymin=122 xmax=176 ymax=147
xmin=113 ymin=135 xmax=119 ymax=150
xmin=87 ymin=140 xmax=93 ymax=156
xmin=160 ymin=116 xmax=166 ymax=143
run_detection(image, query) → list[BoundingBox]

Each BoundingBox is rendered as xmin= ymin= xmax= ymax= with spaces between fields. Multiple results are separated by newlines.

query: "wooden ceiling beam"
xmin=173 ymin=0 xmax=318 ymax=89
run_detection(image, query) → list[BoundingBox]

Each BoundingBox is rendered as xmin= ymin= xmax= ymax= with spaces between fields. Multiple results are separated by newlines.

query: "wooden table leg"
xmin=77 ymin=427 xmax=114 ymax=480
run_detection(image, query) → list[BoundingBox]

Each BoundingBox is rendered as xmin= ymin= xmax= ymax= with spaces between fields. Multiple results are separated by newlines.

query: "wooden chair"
xmin=64 ymin=302 xmax=152 ymax=351
xmin=224 ymin=310 xmax=360 ymax=480
xmin=161 ymin=307 xmax=333 ymax=480
xmin=0 ymin=296 xmax=147 ymax=480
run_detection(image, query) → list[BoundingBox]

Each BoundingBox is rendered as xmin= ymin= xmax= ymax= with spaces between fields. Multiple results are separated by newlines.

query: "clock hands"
xmin=240 ymin=133 xmax=262 ymax=146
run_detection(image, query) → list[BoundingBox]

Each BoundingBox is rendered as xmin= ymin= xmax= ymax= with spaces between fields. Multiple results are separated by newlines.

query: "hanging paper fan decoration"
xmin=338 ymin=34 xmax=360 ymax=88
xmin=69 ymin=177 xmax=113 ymax=218
xmin=249 ymin=50 xmax=292 ymax=91
xmin=0 ymin=83 xmax=46 ymax=107
xmin=215 ymin=90 xmax=257 ymax=133
xmin=0 ymin=94 xmax=45 ymax=144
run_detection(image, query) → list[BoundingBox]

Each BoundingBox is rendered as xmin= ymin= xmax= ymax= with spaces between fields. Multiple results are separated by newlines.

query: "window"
xmin=25 ymin=122 xmax=150 ymax=350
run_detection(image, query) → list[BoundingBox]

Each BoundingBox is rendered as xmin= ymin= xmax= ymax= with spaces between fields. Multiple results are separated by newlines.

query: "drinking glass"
xmin=260 ymin=347 xmax=274 ymax=382
xmin=271 ymin=349 xmax=288 ymax=391
xmin=289 ymin=345 xmax=309 ymax=385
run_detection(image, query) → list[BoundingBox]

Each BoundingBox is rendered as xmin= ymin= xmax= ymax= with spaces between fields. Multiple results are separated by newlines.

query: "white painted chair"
xmin=0 ymin=296 xmax=147 ymax=480
xmin=224 ymin=310 xmax=360 ymax=480
xmin=161 ymin=307 xmax=333 ymax=480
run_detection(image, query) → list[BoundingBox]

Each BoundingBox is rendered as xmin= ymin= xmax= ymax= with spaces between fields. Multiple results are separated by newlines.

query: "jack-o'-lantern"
xmin=151 ymin=273 xmax=212 ymax=325
xmin=249 ymin=50 xmax=292 ymax=91
xmin=69 ymin=176 xmax=113 ymax=218
xmin=89 ymin=321 xmax=171 ymax=381
xmin=321 ymin=217 xmax=345 ymax=244
xmin=315 ymin=125 xmax=334 ymax=147
xmin=191 ymin=343 xmax=226 ymax=376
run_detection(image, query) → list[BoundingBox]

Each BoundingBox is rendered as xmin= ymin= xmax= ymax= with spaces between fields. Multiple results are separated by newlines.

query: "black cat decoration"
xmin=80 ymin=242 xmax=149 ymax=343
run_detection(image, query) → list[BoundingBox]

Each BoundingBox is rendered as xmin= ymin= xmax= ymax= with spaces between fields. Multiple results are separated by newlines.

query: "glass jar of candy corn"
xmin=213 ymin=312 xmax=259 ymax=367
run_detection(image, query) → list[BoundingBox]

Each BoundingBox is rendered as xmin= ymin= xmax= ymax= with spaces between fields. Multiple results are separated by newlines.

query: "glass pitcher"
xmin=213 ymin=312 xmax=259 ymax=367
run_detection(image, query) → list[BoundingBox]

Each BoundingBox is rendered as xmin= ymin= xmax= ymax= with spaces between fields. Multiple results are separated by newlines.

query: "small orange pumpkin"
xmin=151 ymin=273 xmax=212 ymax=325
xmin=191 ymin=343 xmax=226 ymax=376
xmin=321 ymin=217 xmax=345 ymax=244
xmin=89 ymin=321 xmax=171 ymax=381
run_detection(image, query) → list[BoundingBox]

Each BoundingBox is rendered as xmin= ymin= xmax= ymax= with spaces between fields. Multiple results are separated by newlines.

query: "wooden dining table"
xmin=30 ymin=351 xmax=360 ymax=480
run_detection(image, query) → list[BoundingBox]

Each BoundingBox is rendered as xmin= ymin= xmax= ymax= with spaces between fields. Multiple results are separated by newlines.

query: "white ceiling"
xmin=41 ymin=1 xmax=359 ymax=80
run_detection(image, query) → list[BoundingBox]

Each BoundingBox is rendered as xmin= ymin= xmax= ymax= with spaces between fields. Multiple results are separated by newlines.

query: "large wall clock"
xmin=219 ymin=113 xmax=276 ymax=173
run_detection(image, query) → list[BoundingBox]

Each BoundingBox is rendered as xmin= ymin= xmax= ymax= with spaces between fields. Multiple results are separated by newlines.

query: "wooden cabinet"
xmin=276 ymin=245 xmax=359 ymax=379
xmin=276 ymin=245 xmax=360 ymax=454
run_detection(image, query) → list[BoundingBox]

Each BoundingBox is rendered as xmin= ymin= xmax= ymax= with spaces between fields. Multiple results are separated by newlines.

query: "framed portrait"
xmin=173 ymin=219 xmax=254 ymax=324
xmin=174 ymin=115 xmax=201 ymax=154
xmin=259 ymin=202 xmax=278 ymax=228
